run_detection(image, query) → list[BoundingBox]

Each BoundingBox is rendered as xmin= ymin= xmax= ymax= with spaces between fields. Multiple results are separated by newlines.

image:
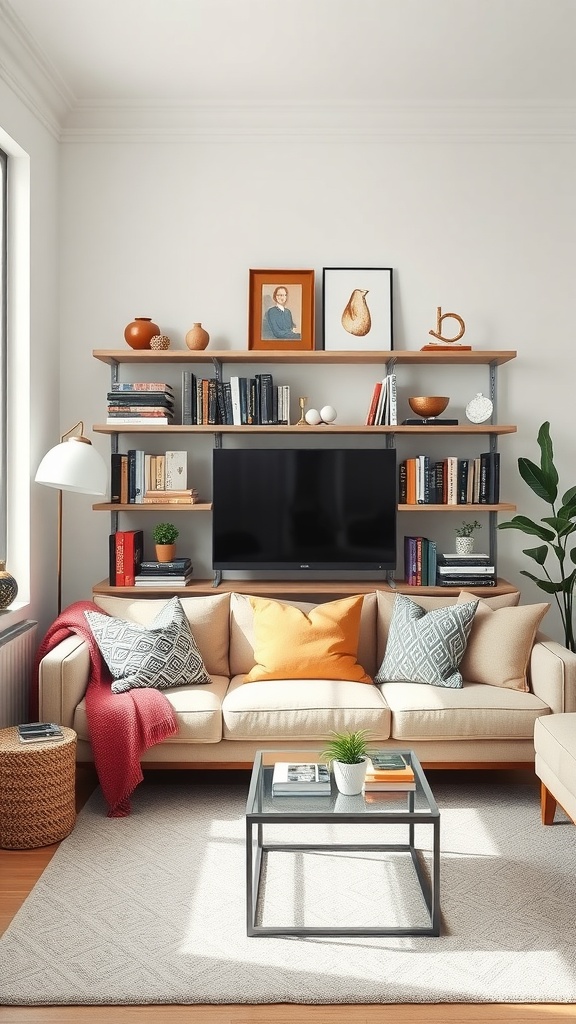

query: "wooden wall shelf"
xmin=92 ymin=578 xmax=519 ymax=599
xmin=93 ymin=348 xmax=517 ymax=367
xmin=93 ymin=423 xmax=517 ymax=436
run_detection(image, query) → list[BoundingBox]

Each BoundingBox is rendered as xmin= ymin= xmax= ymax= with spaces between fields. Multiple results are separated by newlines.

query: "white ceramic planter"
xmin=455 ymin=536 xmax=474 ymax=555
xmin=332 ymin=757 xmax=368 ymax=796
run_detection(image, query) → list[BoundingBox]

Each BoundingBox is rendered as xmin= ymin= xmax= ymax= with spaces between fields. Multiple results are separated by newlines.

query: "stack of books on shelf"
xmin=365 ymin=374 xmax=397 ymax=426
xmin=110 ymin=450 xmax=198 ymax=504
xmin=106 ymin=382 xmax=175 ymax=425
xmin=181 ymin=371 xmax=291 ymax=426
xmin=109 ymin=530 xmax=143 ymax=586
xmin=271 ymin=761 xmax=331 ymax=796
xmin=364 ymin=752 xmax=416 ymax=791
xmin=436 ymin=552 xmax=497 ymax=587
xmin=404 ymin=535 xmax=437 ymax=586
xmin=134 ymin=557 xmax=194 ymax=587
xmin=399 ymin=452 xmax=500 ymax=505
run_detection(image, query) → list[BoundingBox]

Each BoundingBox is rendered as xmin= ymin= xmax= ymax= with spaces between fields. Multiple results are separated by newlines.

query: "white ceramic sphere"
xmin=305 ymin=408 xmax=322 ymax=425
xmin=320 ymin=405 xmax=337 ymax=423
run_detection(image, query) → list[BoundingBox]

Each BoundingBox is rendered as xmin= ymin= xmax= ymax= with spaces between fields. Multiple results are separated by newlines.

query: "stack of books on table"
xmin=106 ymin=382 xmax=175 ymax=425
xmin=17 ymin=722 xmax=64 ymax=743
xmin=134 ymin=557 xmax=194 ymax=587
xmin=272 ymin=761 xmax=331 ymax=796
xmin=436 ymin=552 xmax=497 ymax=587
xmin=364 ymin=752 xmax=416 ymax=791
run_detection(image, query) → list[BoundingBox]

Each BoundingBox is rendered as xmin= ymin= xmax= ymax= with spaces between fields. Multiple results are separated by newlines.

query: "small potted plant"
xmin=320 ymin=729 xmax=371 ymax=795
xmin=455 ymin=519 xmax=482 ymax=555
xmin=152 ymin=522 xmax=179 ymax=562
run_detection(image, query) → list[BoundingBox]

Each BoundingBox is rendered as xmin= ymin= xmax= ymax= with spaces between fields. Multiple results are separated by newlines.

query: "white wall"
xmin=0 ymin=78 xmax=60 ymax=640
xmin=58 ymin=135 xmax=576 ymax=643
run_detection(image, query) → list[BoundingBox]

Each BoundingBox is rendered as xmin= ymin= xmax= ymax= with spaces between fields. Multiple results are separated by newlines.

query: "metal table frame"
xmin=246 ymin=748 xmax=440 ymax=937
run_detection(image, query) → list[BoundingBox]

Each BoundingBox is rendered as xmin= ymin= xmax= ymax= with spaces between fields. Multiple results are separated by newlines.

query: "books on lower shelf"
xmin=135 ymin=557 xmax=193 ymax=586
xmin=109 ymin=530 xmax=143 ymax=586
xmin=403 ymin=536 xmax=437 ymax=586
xmin=17 ymin=722 xmax=64 ymax=743
xmin=272 ymin=761 xmax=331 ymax=795
xmin=436 ymin=553 xmax=496 ymax=587
xmin=399 ymin=452 xmax=500 ymax=505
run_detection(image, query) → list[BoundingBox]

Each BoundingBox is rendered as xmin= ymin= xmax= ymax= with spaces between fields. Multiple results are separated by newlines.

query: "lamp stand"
xmin=57 ymin=487 xmax=63 ymax=616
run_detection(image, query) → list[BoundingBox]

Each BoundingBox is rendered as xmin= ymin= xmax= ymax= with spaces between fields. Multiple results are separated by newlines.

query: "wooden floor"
xmin=0 ymin=767 xmax=574 ymax=1024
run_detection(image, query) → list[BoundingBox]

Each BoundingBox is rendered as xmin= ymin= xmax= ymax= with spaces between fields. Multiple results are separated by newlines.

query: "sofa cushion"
xmin=376 ymin=589 xmax=520 ymax=667
xmin=375 ymin=594 xmax=478 ymax=689
xmin=456 ymin=592 xmax=550 ymax=691
xmin=222 ymin=675 xmax=391 ymax=741
xmin=73 ymin=675 xmax=229 ymax=744
xmin=381 ymin=680 xmax=550 ymax=741
xmin=94 ymin=592 xmax=230 ymax=677
xmin=229 ymin=591 xmax=377 ymax=678
xmin=242 ymin=594 xmax=371 ymax=683
xmin=85 ymin=596 xmax=212 ymax=693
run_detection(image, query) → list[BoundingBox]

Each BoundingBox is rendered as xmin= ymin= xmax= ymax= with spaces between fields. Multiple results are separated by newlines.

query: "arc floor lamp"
xmin=35 ymin=421 xmax=108 ymax=614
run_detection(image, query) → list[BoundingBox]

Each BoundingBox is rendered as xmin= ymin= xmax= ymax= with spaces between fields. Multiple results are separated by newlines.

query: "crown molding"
xmin=61 ymin=100 xmax=576 ymax=143
xmin=0 ymin=1 xmax=73 ymax=139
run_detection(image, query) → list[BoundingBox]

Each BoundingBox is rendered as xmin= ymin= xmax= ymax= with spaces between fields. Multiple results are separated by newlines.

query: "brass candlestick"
xmin=297 ymin=397 xmax=308 ymax=426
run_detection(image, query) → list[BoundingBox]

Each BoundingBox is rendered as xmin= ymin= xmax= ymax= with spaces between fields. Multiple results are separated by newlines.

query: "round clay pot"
xmin=155 ymin=544 xmax=176 ymax=563
xmin=124 ymin=317 xmax=160 ymax=350
xmin=0 ymin=561 xmax=18 ymax=610
xmin=185 ymin=324 xmax=210 ymax=350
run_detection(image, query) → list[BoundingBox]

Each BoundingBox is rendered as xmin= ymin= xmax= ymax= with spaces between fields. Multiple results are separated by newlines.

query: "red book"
xmin=115 ymin=532 xmax=125 ymax=586
xmin=120 ymin=530 xmax=144 ymax=586
xmin=365 ymin=381 xmax=382 ymax=426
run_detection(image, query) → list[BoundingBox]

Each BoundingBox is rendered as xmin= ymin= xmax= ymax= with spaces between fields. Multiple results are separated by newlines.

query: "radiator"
xmin=0 ymin=620 xmax=38 ymax=727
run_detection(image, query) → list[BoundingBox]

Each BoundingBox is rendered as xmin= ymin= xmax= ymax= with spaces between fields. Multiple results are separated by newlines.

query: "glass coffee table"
xmin=246 ymin=748 xmax=440 ymax=937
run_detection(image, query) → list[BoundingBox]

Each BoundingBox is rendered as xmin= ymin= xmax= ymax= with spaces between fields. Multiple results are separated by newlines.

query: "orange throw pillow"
xmin=244 ymin=595 xmax=372 ymax=683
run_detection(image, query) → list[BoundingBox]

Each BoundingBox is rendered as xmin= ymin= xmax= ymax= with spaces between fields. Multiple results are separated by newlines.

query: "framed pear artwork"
xmin=322 ymin=268 xmax=393 ymax=351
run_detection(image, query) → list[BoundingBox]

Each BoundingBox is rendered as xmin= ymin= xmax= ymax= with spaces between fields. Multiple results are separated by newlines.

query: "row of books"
xmin=404 ymin=536 xmax=438 ymax=587
xmin=110 ymin=450 xmax=198 ymax=505
xmin=106 ymin=382 xmax=175 ymax=425
xmin=271 ymin=753 xmax=415 ymax=796
xmin=365 ymin=374 xmax=397 ymax=426
xmin=182 ymin=372 xmax=291 ymax=426
xmin=399 ymin=453 xmax=500 ymax=505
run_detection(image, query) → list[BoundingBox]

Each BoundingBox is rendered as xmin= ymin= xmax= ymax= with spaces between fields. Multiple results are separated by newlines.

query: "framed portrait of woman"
xmin=248 ymin=269 xmax=315 ymax=352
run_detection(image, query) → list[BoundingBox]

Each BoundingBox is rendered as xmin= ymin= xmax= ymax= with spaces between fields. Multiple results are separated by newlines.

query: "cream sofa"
xmin=38 ymin=589 xmax=576 ymax=768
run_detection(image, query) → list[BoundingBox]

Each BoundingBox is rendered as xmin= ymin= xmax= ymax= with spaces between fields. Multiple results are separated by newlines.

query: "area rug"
xmin=0 ymin=773 xmax=575 ymax=1005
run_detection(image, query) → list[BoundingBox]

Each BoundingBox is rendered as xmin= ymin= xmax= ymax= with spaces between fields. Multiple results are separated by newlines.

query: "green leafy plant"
xmin=320 ymin=729 xmax=370 ymax=765
xmin=152 ymin=522 xmax=179 ymax=545
xmin=455 ymin=519 xmax=482 ymax=538
xmin=498 ymin=421 xmax=576 ymax=652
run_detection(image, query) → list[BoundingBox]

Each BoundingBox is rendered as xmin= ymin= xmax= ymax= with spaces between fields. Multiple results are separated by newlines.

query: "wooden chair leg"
xmin=541 ymin=782 xmax=557 ymax=825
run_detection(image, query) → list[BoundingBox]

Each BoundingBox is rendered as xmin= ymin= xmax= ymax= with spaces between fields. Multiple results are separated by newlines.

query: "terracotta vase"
xmin=155 ymin=544 xmax=176 ymax=563
xmin=0 ymin=561 xmax=18 ymax=610
xmin=124 ymin=317 xmax=160 ymax=350
xmin=185 ymin=324 xmax=210 ymax=351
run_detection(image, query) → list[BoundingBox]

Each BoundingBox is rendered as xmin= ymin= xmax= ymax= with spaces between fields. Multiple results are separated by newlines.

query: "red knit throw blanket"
xmin=31 ymin=601 xmax=179 ymax=817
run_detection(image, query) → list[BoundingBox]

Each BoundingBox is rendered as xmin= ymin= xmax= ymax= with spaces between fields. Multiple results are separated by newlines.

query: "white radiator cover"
xmin=0 ymin=621 xmax=38 ymax=727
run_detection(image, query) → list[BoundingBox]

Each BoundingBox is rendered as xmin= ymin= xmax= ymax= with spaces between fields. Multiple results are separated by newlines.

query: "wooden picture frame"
xmin=322 ymin=267 xmax=393 ymax=351
xmin=248 ymin=269 xmax=315 ymax=352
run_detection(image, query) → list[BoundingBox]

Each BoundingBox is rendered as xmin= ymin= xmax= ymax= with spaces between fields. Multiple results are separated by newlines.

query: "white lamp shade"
xmin=35 ymin=438 xmax=108 ymax=495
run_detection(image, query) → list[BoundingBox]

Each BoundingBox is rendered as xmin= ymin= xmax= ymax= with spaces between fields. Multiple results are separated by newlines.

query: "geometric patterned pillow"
xmin=84 ymin=596 xmax=211 ymax=693
xmin=374 ymin=593 xmax=479 ymax=689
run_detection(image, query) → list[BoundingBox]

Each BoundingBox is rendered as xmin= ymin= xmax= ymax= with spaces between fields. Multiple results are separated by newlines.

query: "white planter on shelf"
xmin=332 ymin=757 xmax=368 ymax=796
xmin=455 ymin=536 xmax=474 ymax=555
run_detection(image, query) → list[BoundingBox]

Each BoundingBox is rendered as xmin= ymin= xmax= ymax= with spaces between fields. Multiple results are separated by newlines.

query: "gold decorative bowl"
xmin=408 ymin=396 xmax=450 ymax=418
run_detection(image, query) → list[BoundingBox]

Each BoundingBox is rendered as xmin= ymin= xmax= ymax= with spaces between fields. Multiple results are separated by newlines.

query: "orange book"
xmin=406 ymin=458 xmax=417 ymax=504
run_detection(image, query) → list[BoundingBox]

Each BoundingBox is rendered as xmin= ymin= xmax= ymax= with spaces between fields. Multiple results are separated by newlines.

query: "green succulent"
xmin=152 ymin=522 xmax=179 ymax=545
xmin=320 ymin=730 xmax=370 ymax=765
xmin=455 ymin=520 xmax=482 ymax=538
xmin=498 ymin=421 xmax=576 ymax=652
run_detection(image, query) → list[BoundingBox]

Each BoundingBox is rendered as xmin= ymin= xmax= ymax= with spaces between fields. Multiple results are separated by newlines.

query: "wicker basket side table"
xmin=0 ymin=726 xmax=77 ymax=849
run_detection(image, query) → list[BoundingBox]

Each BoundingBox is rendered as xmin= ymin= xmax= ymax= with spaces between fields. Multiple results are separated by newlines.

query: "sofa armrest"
xmin=529 ymin=632 xmax=576 ymax=714
xmin=38 ymin=635 xmax=90 ymax=728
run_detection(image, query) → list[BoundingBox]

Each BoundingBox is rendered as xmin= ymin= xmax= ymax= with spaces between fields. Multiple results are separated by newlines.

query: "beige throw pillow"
xmin=456 ymin=592 xmax=550 ymax=691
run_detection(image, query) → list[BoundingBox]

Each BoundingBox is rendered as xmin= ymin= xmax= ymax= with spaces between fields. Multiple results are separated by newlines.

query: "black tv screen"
xmin=212 ymin=448 xmax=397 ymax=572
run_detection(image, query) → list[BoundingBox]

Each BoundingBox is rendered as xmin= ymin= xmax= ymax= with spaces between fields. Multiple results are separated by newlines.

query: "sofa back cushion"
xmin=456 ymin=592 xmax=550 ymax=691
xmin=94 ymin=592 xmax=230 ymax=677
xmin=376 ymin=588 xmax=520 ymax=667
xmin=229 ymin=591 xmax=377 ymax=678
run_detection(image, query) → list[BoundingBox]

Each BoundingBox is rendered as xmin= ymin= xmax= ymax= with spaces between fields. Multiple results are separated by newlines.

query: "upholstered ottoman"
xmin=534 ymin=714 xmax=576 ymax=825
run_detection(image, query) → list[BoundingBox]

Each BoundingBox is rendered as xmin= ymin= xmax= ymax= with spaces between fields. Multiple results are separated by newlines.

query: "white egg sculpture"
xmin=320 ymin=405 xmax=337 ymax=423
xmin=305 ymin=408 xmax=322 ymax=425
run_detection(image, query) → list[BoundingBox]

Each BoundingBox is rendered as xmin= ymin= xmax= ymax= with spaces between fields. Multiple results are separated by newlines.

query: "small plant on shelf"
xmin=455 ymin=520 xmax=482 ymax=538
xmin=152 ymin=523 xmax=179 ymax=545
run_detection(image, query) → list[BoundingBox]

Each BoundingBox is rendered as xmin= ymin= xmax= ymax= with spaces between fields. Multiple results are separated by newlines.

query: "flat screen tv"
xmin=212 ymin=448 xmax=397 ymax=572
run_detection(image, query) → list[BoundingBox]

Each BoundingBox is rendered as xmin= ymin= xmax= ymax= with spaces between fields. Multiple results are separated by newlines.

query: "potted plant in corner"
xmin=152 ymin=522 xmax=179 ymax=563
xmin=455 ymin=519 xmax=482 ymax=555
xmin=321 ymin=729 xmax=370 ymax=795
